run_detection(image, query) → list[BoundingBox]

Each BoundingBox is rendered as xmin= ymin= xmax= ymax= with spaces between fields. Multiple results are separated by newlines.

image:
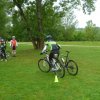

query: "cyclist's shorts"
xmin=12 ymin=46 xmax=16 ymax=50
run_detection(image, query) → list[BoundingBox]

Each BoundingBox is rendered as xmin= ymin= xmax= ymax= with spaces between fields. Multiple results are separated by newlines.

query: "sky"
xmin=27 ymin=0 xmax=100 ymax=28
xmin=75 ymin=0 xmax=100 ymax=28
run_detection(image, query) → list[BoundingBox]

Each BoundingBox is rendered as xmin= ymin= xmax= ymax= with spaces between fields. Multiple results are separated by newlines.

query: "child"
xmin=10 ymin=36 xmax=18 ymax=57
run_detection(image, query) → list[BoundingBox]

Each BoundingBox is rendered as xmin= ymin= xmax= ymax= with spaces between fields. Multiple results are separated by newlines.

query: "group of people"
xmin=0 ymin=34 xmax=60 ymax=71
xmin=0 ymin=36 xmax=18 ymax=61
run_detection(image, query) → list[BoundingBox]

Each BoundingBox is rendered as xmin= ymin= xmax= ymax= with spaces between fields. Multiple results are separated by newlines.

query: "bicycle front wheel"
xmin=38 ymin=59 xmax=50 ymax=73
xmin=55 ymin=60 xmax=65 ymax=78
xmin=66 ymin=60 xmax=78 ymax=76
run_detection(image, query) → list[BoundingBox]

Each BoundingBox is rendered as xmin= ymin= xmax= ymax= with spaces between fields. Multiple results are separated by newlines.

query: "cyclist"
xmin=0 ymin=39 xmax=7 ymax=61
xmin=41 ymin=35 xmax=60 ymax=71
xmin=10 ymin=36 xmax=18 ymax=57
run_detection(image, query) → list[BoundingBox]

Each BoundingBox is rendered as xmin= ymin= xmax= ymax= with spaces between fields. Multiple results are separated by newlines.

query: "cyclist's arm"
xmin=42 ymin=45 xmax=47 ymax=53
xmin=10 ymin=40 xmax=12 ymax=47
xmin=57 ymin=44 xmax=61 ymax=49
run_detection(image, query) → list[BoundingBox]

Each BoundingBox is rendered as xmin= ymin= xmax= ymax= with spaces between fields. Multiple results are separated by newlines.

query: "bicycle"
xmin=60 ymin=51 xmax=78 ymax=76
xmin=38 ymin=51 xmax=65 ymax=78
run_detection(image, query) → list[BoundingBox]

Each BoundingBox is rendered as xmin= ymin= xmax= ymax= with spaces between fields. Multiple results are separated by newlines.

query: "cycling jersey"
xmin=0 ymin=43 xmax=6 ymax=50
xmin=10 ymin=39 xmax=18 ymax=47
xmin=43 ymin=41 xmax=60 ymax=52
xmin=41 ymin=40 xmax=60 ymax=63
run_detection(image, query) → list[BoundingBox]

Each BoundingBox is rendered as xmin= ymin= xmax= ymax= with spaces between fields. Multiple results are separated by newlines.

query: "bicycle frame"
xmin=58 ymin=51 xmax=78 ymax=76
xmin=65 ymin=51 xmax=70 ymax=65
xmin=61 ymin=51 xmax=70 ymax=65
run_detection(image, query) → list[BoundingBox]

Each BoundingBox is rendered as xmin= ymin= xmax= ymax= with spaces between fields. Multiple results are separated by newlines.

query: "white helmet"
xmin=12 ymin=36 xmax=15 ymax=39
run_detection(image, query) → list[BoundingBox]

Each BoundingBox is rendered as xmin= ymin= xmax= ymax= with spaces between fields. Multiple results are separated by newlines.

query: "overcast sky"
xmin=75 ymin=0 xmax=100 ymax=28
xmin=29 ymin=0 xmax=100 ymax=28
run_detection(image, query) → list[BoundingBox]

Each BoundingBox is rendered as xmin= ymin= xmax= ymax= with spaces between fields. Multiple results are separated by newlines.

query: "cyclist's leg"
xmin=0 ymin=49 xmax=1 ymax=58
xmin=12 ymin=46 xmax=16 ymax=56
xmin=1 ymin=50 xmax=7 ymax=61
xmin=49 ymin=51 xmax=56 ymax=71
xmin=53 ymin=49 xmax=59 ymax=59
xmin=3 ymin=50 xmax=7 ymax=61
xmin=49 ymin=51 xmax=54 ymax=64
xmin=1 ymin=51 xmax=4 ymax=61
xmin=50 ymin=50 xmax=59 ymax=71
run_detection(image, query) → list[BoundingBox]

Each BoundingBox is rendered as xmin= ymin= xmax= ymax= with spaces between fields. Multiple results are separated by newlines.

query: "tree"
xmin=73 ymin=29 xmax=86 ymax=41
xmin=85 ymin=20 xmax=96 ymax=40
xmin=9 ymin=0 xmax=96 ymax=49
xmin=61 ymin=10 xmax=78 ymax=41
xmin=12 ymin=12 xmax=29 ymax=41
xmin=0 ymin=0 xmax=9 ymax=37
xmin=12 ymin=0 xmax=44 ymax=49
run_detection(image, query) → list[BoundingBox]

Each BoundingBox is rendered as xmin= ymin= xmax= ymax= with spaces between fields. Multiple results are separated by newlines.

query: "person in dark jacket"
xmin=0 ymin=39 xmax=7 ymax=61
xmin=41 ymin=35 xmax=60 ymax=71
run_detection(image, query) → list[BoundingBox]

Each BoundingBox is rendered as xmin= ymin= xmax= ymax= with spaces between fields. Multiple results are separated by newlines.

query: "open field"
xmin=0 ymin=41 xmax=100 ymax=100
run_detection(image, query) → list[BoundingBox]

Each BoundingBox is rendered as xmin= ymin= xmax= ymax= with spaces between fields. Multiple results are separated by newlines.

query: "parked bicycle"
xmin=38 ymin=51 xmax=65 ymax=78
xmin=60 ymin=51 xmax=78 ymax=76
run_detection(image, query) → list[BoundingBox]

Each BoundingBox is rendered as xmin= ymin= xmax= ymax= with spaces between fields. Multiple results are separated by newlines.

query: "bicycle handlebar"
xmin=40 ymin=50 xmax=48 ymax=55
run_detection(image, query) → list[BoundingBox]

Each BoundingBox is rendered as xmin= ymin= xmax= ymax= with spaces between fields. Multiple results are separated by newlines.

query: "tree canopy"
xmin=0 ymin=0 xmax=98 ymax=49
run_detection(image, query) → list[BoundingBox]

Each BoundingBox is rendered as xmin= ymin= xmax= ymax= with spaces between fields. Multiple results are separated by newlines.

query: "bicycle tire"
xmin=38 ymin=59 xmax=51 ymax=73
xmin=55 ymin=59 xmax=65 ymax=78
xmin=66 ymin=60 xmax=78 ymax=76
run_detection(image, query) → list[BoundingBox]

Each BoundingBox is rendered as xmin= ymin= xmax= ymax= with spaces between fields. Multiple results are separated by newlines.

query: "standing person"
xmin=41 ymin=35 xmax=61 ymax=71
xmin=0 ymin=37 xmax=2 ymax=44
xmin=10 ymin=36 xmax=18 ymax=57
xmin=0 ymin=39 xmax=7 ymax=61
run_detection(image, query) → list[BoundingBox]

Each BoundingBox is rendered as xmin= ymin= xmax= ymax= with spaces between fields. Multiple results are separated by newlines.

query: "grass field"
xmin=0 ymin=41 xmax=100 ymax=100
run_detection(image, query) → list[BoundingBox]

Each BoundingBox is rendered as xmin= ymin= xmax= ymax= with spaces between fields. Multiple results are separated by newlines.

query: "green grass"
xmin=0 ymin=42 xmax=100 ymax=100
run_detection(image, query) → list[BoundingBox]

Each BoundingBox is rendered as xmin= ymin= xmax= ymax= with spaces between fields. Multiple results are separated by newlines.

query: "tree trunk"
xmin=13 ymin=0 xmax=44 ymax=49
xmin=13 ymin=0 xmax=33 ymax=40
xmin=35 ymin=0 xmax=44 ymax=49
xmin=32 ymin=37 xmax=44 ymax=49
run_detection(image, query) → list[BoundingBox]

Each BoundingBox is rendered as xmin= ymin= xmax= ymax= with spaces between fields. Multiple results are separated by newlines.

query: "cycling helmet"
xmin=1 ymin=39 xmax=5 ymax=43
xmin=46 ymin=35 xmax=52 ymax=41
xmin=1 ymin=39 xmax=4 ymax=41
xmin=12 ymin=36 xmax=15 ymax=39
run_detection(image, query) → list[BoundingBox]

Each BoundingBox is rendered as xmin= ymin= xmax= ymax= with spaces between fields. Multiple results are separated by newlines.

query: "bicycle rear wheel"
xmin=38 ymin=59 xmax=50 ymax=73
xmin=55 ymin=60 xmax=65 ymax=78
xmin=66 ymin=60 xmax=78 ymax=76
